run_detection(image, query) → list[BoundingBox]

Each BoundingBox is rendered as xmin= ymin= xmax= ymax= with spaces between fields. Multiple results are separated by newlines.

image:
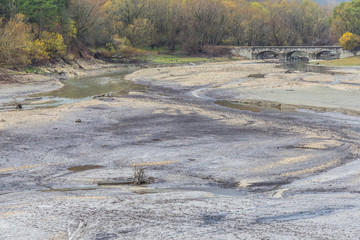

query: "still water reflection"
xmin=1 ymin=68 xmax=147 ymax=111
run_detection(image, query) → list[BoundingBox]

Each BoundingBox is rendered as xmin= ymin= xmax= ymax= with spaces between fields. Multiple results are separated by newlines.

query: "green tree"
xmin=264 ymin=0 xmax=291 ymax=46
xmin=126 ymin=18 xmax=157 ymax=48
xmin=17 ymin=0 xmax=68 ymax=38
xmin=242 ymin=2 xmax=269 ymax=46
xmin=0 ymin=0 xmax=20 ymax=19
xmin=110 ymin=0 xmax=145 ymax=27
xmin=331 ymin=0 xmax=360 ymax=41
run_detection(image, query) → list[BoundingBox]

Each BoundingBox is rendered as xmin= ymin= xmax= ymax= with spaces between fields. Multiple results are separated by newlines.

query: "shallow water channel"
xmin=0 ymin=67 xmax=146 ymax=111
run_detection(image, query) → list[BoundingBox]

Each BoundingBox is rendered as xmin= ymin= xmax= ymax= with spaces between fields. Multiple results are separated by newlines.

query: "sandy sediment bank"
xmin=127 ymin=60 xmax=360 ymax=114
xmin=0 ymin=72 xmax=63 ymax=101
xmin=0 ymin=99 xmax=108 ymax=130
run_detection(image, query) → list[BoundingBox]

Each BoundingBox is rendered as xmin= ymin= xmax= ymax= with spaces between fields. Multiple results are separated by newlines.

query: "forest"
xmin=0 ymin=0 xmax=359 ymax=67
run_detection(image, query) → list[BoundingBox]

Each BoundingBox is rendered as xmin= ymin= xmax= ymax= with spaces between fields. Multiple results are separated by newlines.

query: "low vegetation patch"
xmin=23 ymin=67 xmax=44 ymax=74
xmin=248 ymin=73 xmax=265 ymax=78
xmin=94 ymin=44 xmax=231 ymax=65
xmin=315 ymin=56 xmax=360 ymax=66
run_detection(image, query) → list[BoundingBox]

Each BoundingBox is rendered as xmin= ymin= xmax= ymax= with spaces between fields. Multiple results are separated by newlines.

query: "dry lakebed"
xmin=1 ymin=61 xmax=360 ymax=239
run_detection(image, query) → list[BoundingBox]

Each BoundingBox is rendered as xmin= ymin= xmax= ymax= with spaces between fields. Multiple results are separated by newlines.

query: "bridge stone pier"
xmin=230 ymin=46 xmax=357 ymax=60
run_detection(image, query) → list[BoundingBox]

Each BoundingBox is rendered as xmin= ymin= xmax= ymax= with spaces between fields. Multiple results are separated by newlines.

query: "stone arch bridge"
xmin=230 ymin=46 xmax=354 ymax=60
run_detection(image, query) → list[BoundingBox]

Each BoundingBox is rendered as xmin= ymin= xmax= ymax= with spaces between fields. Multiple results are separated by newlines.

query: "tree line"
xmin=0 ymin=0 xmax=358 ymax=66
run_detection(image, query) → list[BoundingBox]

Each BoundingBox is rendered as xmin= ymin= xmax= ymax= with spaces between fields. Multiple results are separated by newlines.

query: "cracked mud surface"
xmin=1 ymin=61 xmax=360 ymax=239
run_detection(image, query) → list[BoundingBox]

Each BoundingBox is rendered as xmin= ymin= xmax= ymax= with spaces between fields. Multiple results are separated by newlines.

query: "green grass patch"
xmin=146 ymin=54 xmax=229 ymax=64
xmin=315 ymin=56 xmax=360 ymax=66
xmin=23 ymin=67 xmax=44 ymax=74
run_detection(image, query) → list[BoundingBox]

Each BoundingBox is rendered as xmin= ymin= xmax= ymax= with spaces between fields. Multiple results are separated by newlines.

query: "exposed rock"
xmin=15 ymin=103 xmax=22 ymax=109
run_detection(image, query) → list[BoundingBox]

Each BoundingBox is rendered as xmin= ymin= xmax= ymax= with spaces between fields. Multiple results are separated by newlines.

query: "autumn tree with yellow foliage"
xmin=0 ymin=14 xmax=32 ymax=66
xmin=339 ymin=32 xmax=360 ymax=51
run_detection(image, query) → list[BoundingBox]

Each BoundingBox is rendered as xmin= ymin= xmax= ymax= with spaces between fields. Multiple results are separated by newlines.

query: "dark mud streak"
xmin=201 ymin=212 xmax=227 ymax=225
xmin=255 ymin=208 xmax=337 ymax=224
xmin=98 ymin=111 xmax=267 ymax=143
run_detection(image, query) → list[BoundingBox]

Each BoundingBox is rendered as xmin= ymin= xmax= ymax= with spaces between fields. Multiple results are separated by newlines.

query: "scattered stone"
xmin=285 ymin=70 xmax=294 ymax=74
xmin=93 ymin=92 xmax=114 ymax=99
xmin=13 ymin=97 xmax=22 ymax=109
xmin=15 ymin=103 xmax=22 ymax=109
xmin=75 ymin=119 xmax=82 ymax=123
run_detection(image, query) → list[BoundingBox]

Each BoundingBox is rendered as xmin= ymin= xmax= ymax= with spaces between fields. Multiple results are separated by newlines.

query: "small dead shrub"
xmin=132 ymin=166 xmax=147 ymax=184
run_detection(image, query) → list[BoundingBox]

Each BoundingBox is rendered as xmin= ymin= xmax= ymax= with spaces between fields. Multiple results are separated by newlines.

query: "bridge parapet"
xmin=230 ymin=46 xmax=354 ymax=60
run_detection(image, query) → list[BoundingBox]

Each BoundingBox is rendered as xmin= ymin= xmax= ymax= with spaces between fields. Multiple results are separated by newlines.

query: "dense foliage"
xmin=0 ymin=0 xmax=353 ymax=66
xmin=330 ymin=0 xmax=360 ymax=52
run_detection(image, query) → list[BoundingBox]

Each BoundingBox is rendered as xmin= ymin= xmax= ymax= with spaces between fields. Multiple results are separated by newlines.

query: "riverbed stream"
xmin=0 ymin=68 xmax=146 ymax=111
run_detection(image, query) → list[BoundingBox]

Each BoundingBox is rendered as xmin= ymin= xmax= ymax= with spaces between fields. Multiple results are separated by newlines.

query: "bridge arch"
xmin=256 ymin=51 xmax=279 ymax=60
xmin=315 ymin=51 xmax=338 ymax=60
xmin=286 ymin=51 xmax=308 ymax=61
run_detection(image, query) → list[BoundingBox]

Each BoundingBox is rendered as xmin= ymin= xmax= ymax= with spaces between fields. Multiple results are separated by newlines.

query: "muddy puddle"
xmin=42 ymin=181 xmax=244 ymax=196
xmin=280 ymin=61 xmax=334 ymax=74
xmin=97 ymin=185 xmax=245 ymax=197
xmin=68 ymin=165 xmax=104 ymax=172
xmin=132 ymin=186 xmax=244 ymax=196
xmin=215 ymin=99 xmax=360 ymax=124
xmin=215 ymin=100 xmax=295 ymax=113
xmin=44 ymin=164 xmax=245 ymax=196
xmin=43 ymin=186 xmax=98 ymax=192
xmin=0 ymin=68 xmax=147 ymax=111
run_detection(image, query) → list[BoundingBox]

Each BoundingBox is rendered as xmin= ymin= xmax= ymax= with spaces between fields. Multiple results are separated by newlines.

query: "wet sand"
xmin=1 ymin=61 xmax=360 ymax=239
